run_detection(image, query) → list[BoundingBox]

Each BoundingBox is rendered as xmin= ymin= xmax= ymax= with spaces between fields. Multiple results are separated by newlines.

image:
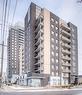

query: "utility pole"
xmin=0 ymin=0 xmax=8 ymax=88
xmin=0 ymin=41 xmax=4 ymax=87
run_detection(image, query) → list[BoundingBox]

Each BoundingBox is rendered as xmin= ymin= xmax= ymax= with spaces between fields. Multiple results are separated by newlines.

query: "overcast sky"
xmin=0 ymin=0 xmax=82 ymax=75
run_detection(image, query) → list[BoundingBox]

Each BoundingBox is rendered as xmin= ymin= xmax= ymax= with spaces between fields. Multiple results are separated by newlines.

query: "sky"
xmin=0 ymin=0 xmax=82 ymax=75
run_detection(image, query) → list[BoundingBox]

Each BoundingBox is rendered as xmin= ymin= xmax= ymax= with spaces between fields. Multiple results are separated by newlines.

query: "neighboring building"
xmin=2 ymin=72 xmax=7 ymax=84
xmin=78 ymin=75 xmax=82 ymax=84
xmin=19 ymin=45 xmax=27 ymax=85
xmin=7 ymin=25 xmax=24 ymax=83
xmin=19 ymin=45 xmax=25 ymax=75
xmin=24 ymin=2 xmax=78 ymax=86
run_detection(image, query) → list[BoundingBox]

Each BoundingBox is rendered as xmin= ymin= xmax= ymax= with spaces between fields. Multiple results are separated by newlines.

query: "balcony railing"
xmin=62 ymin=49 xmax=71 ymax=54
xmin=62 ymin=30 xmax=71 ymax=37
xmin=62 ymin=69 xmax=71 ymax=73
xmin=62 ymin=36 xmax=71 ymax=43
xmin=63 ymin=74 xmax=69 ymax=78
xmin=35 ymin=30 xmax=43 ymax=39
xmin=62 ymin=43 xmax=71 ymax=49
xmin=60 ymin=23 xmax=70 ymax=32
xmin=62 ymin=56 xmax=71 ymax=60
xmin=62 ymin=62 xmax=71 ymax=67
xmin=35 ymin=22 xmax=43 ymax=33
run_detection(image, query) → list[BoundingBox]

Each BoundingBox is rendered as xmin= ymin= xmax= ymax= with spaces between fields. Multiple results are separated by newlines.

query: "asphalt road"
xmin=0 ymin=90 xmax=82 ymax=95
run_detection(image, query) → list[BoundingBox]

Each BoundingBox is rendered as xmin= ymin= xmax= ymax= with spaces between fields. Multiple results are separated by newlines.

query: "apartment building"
xmin=7 ymin=25 xmax=24 ymax=83
xmin=19 ymin=45 xmax=25 ymax=75
xmin=25 ymin=3 xmax=78 ymax=86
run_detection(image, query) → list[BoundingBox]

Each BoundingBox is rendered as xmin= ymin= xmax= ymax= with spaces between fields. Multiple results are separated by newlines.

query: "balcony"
xmin=62 ymin=36 xmax=71 ymax=43
xmin=34 ymin=45 xmax=40 ymax=52
xmin=34 ymin=53 xmax=40 ymax=58
xmin=35 ymin=15 xmax=43 ymax=27
xmin=35 ymin=68 xmax=40 ymax=72
xmin=34 ymin=60 xmax=40 ymax=65
xmin=62 ymin=43 xmax=71 ymax=49
xmin=35 ymin=30 xmax=43 ymax=39
xmin=35 ymin=18 xmax=40 ymax=27
xmin=63 ymin=74 xmax=69 ymax=78
xmin=62 ymin=56 xmax=71 ymax=60
xmin=62 ymin=69 xmax=71 ymax=73
xmin=60 ymin=23 xmax=70 ymax=32
xmin=62 ymin=49 xmax=71 ymax=54
xmin=35 ymin=31 xmax=40 ymax=39
xmin=62 ymin=62 xmax=71 ymax=67
xmin=35 ymin=24 xmax=40 ymax=33
xmin=34 ymin=51 xmax=43 ymax=58
xmin=62 ymin=30 xmax=71 ymax=37
xmin=35 ymin=66 xmax=44 ymax=72
xmin=34 ymin=44 xmax=44 ymax=53
xmin=35 ymin=22 xmax=43 ymax=33
xmin=35 ymin=37 xmax=43 ymax=46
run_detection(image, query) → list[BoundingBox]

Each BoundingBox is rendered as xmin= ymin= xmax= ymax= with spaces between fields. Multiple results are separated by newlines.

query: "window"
xmin=51 ymin=38 xmax=54 ymax=42
xmin=56 ymin=59 xmax=58 ymax=63
xmin=55 ymin=21 xmax=58 ymax=24
xmin=56 ymin=33 xmax=58 ymax=37
xmin=51 ymin=24 xmax=54 ymax=28
xmin=51 ymin=44 xmax=54 ymax=49
xmin=51 ymin=18 xmax=54 ymax=22
xmin=56 ymin=66 xmax=58 ymax=70
xmin=56 ymin=46 xmax=58 ymax=50
xmin=14 ymin=71 xmax=16 ymax=74
xmin=51 ymin=51 xmax=54 ymax=56
xmin=56 ymin=27 xmax=58 ymax=30
xmin=51 ymin=58 xmax=54 ymax=63
xmin=56 ymin=53 xmax=58 ymax=56
xmin=52 ymin=65 xmax=54 ymax=69
xmin=56 ymin=40 xmax=58 ymax=44
xmin=51 ymin=31 xmax=54 ymax=35
xmin=56 ymin=72 xmax=58 ymax=76
xmin=52 ymin=72 xmax=54 ymax=76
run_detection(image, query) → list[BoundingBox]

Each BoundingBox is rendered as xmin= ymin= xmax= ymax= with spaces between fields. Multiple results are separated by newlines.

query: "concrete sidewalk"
xmin=1 ymin=85 xmax=82 ymax=92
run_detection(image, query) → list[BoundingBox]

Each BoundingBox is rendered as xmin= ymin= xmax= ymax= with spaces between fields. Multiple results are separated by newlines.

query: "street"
xmin=0 ymin=88 xmax=82 ymax=95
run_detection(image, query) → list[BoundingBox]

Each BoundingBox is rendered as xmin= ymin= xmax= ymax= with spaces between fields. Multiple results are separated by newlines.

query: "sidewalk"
xmin=1 ymin=85 xmax=82 ymax=92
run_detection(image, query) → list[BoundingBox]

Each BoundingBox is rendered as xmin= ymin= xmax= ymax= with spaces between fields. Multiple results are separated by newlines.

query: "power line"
xmin=2 ymin=0 xmax=8 ymax=40
xmin=0 ymin=0 xmax=8 ymax=87
xmin=1 ymin=0 xmax=5 ymax=40
xmin=11 ymin=0 xmax=18 ymax=25
xmin=6 ymin=0 xmax=11 ymax=24
xmin=4 ymin=0 xmax=11 ymax=42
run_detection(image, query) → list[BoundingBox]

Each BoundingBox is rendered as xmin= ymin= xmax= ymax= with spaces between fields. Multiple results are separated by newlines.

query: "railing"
xmin=62 ymin=56 xmax=71 ymax=60
xmin=60 ymin=23 xmax=70 ymax=32
xmin=62 ymin=36 xmax=71 ymax=43
xmin=62 ymin=49 xmax=71 ymax=54
xmin=62 ymin=43 xmax=71 ymax=48
xmin=62 ymin=30 xmax=71 ymax=37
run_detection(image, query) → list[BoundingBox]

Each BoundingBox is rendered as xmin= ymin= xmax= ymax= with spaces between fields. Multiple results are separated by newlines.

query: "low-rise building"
xmin=78 ymin=75 xmax=82 ymax=84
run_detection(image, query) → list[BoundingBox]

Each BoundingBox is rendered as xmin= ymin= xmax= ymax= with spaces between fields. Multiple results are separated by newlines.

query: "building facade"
xmin=25 ymin=3 xmax=78 ymax=86
xmin=78 ymin=75 xmax=82 ymax=84
xmin=7 ymin=25 xmax=24 ymax=83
